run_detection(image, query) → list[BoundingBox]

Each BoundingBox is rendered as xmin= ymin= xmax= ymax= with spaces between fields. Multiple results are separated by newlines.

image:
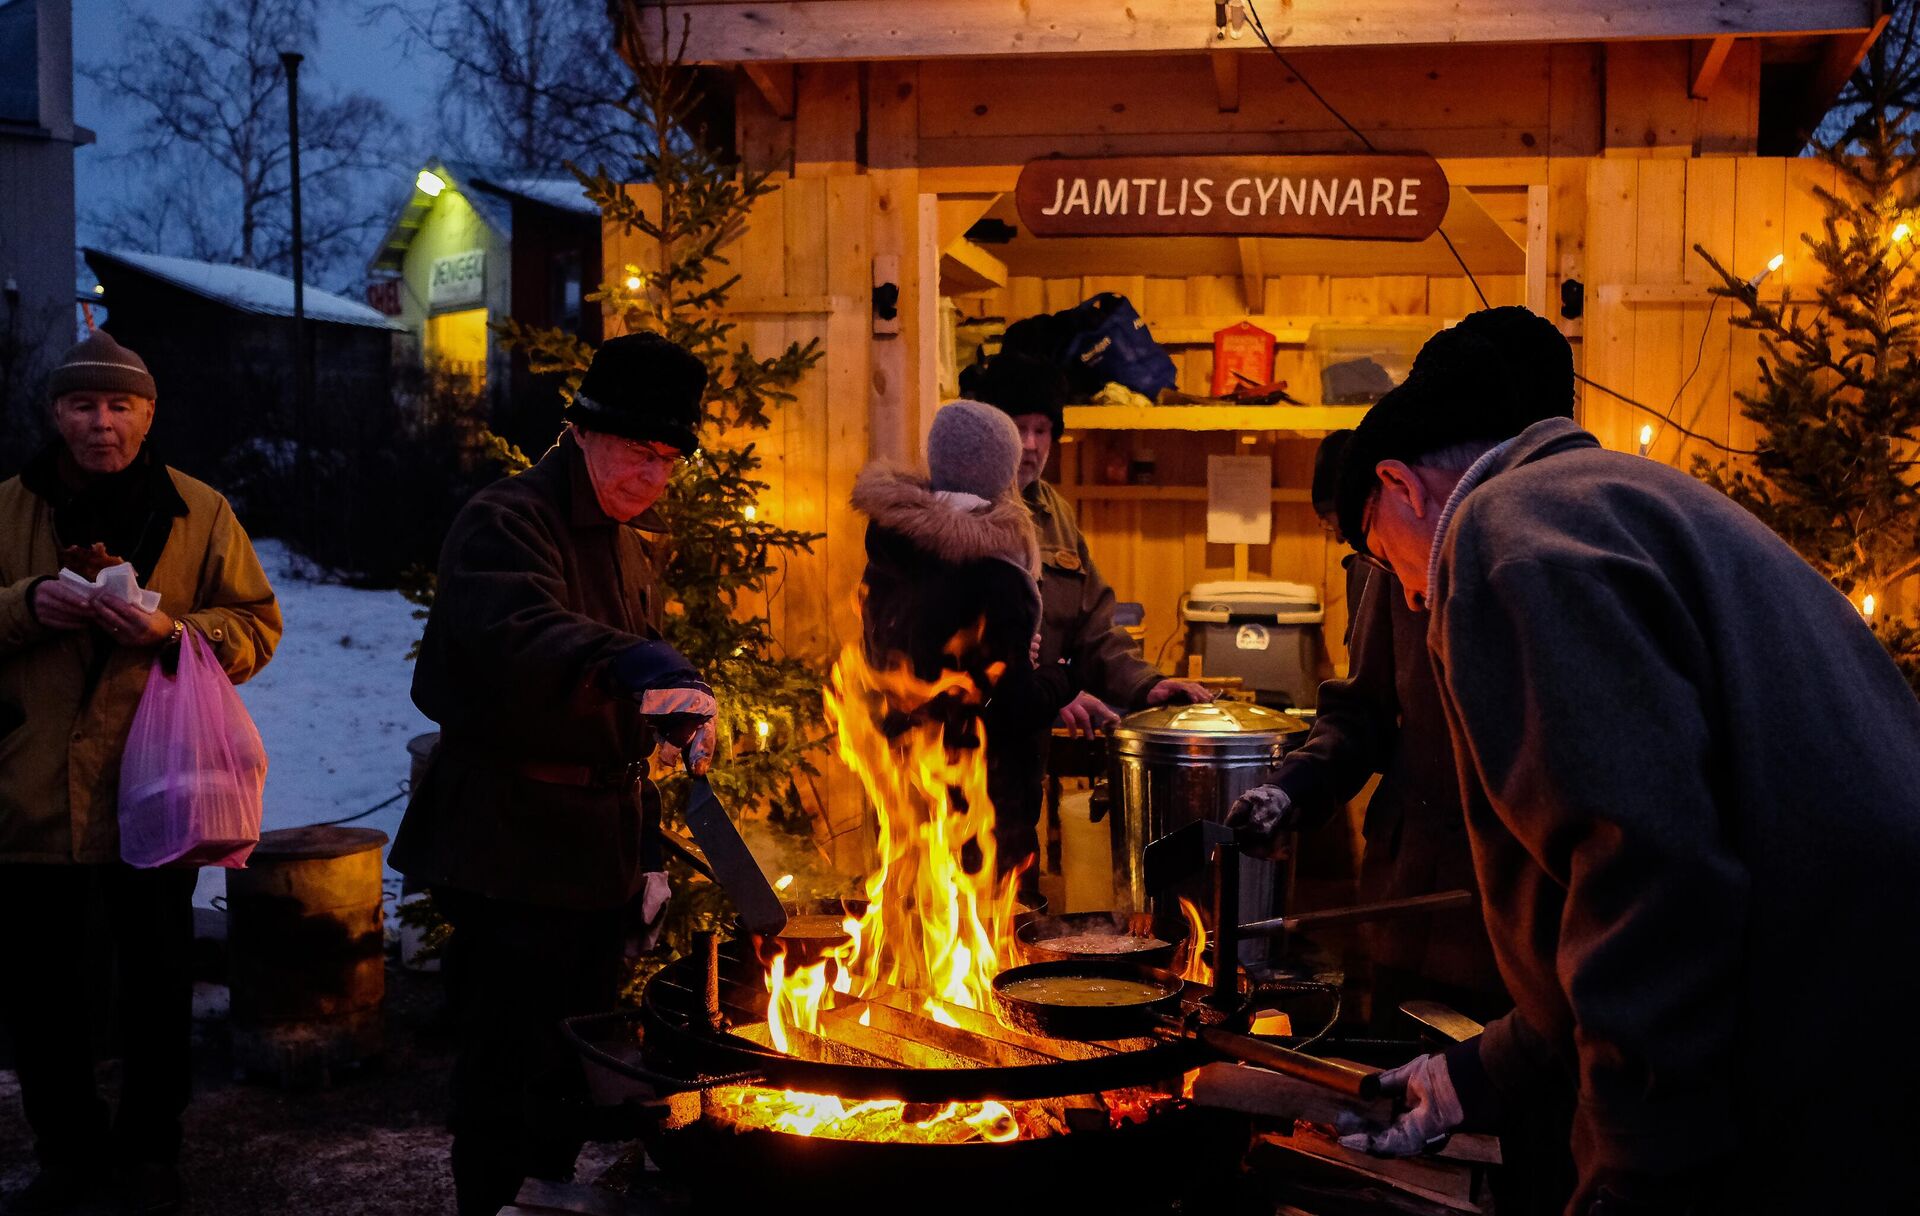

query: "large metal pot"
xmin=1106 ymin=701 xmax=1308 ymax=963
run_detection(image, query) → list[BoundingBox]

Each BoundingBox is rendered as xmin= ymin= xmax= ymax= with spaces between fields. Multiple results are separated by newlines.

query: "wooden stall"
xmin=605 ymin=2 xmax=1885 ymax=858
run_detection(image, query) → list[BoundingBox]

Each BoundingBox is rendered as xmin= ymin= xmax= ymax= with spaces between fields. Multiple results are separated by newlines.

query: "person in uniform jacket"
xmin=1331 ymin=331 xmax=1920 ymax=1215
xmin=0 ymin=331 xmax=280 ymax=1216
xmin=392 ymin=333 xmax=719 ymax=1216
xmin=1227 ymin=307 xmax=1575 ymax=1023
xmin=853 ymin=401 xmax=1074 ymax=892
xmin=966 ymin=354 xmax=1212 ymax=734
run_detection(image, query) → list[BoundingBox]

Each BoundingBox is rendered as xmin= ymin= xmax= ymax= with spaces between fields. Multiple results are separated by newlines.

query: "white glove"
xmin=1338 ymin=1052 xmax=1464 ymax=1156
xmin=638 ymin=685 xmax=717 ymax=719
xmin=640 ymin=870 xmax=672 ymax=924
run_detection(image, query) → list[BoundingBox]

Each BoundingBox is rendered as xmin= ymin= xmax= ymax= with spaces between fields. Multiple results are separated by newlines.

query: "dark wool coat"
xmin=852 ymin=465 xmax=1074 ymax=863
xmin=1269 ymin=558 xmax=1504 ymax=1009
xmin=1429 ymin=418 xmax=1920 ymax=1210
xmin=392 ymin=432 xmax=667 ymax=911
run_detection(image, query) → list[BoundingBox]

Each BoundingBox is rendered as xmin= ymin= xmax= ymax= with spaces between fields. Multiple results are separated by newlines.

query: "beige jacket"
xmin=0 ymin=468 xmax=280 ymax=863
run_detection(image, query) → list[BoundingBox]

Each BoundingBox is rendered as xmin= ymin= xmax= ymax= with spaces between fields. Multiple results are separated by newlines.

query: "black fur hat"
xmin=1414 ymin=305 xmax=1574 ymax=420
xmin=966 ymin=351 xmax=1070 ymax=438
xmin=567 ymin=332 xmax=708 ymax=454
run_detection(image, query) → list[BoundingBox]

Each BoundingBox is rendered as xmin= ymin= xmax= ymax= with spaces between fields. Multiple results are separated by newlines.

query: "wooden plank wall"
xmin=1579 ymin=156 xmax=1831 ymax=463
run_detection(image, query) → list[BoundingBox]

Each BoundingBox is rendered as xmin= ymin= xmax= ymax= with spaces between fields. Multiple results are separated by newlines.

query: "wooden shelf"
xmin=1061 ymin=485 xmax=1314 ymax=504
xmin=1063 ymin=404 xmax=1370 ymax=433
xmin=1146 ymin=313 xmax=1444 ymax=346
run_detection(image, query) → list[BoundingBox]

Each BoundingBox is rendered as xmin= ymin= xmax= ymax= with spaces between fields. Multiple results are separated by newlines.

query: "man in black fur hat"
xmin=1329 ymin=327 xmax=1920 ymax=1214
xmin=393 ymin=332 xmax=717 ymax=1216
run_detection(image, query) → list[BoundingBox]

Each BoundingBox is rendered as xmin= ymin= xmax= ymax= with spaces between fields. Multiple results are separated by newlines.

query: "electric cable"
xmin=1241 ymin=0 xmax=1754 ymax=457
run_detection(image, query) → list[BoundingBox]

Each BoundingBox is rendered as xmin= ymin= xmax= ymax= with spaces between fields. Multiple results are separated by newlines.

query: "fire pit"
xmin=574 ymin=648 xmax=1283 ymax=1211
xmin=608 ymin=936 xmax=1249 ymax=1211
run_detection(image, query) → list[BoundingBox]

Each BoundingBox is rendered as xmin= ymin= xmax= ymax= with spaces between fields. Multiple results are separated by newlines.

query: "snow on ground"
xmin=191 ymin=540 xmax=434 ymax=909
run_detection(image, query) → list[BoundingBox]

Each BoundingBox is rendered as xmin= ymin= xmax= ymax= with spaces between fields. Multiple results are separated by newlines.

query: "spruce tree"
xmin=501 ymin=2 xmax=832 ymax=969
xmin=1693 ymin=15 xmax=1920 ymax=693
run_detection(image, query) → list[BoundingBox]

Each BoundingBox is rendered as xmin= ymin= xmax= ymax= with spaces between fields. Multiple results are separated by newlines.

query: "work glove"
xmin=610 ymin=640 xmax=718 ymax=773
xmin=654 ymin=720 xmax=718 ymax=775
xmin=1337 ymin=1051 xmax=1464 ymax=1157
xmin=628 ymin=870 xmax=674 ymax=955
xmin=1226 ymin=784 xmax=1297 ymax=854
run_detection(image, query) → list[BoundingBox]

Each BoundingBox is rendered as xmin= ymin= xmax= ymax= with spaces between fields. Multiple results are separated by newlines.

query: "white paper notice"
xmin=1207 ymin=455 xmax=1271 ymax=545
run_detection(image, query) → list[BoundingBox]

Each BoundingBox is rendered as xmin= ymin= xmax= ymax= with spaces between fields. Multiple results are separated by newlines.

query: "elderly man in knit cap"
xmin=1227 ymin=307 xmax=1576 ymax=1029
xmin=1328 ymin=328 xmax=1920 ymax=1214
xmin=853 ymin=400 xmax=1076 ymax=891
xmin=393 ymin=331 xmax=719 ymax=1216
xmin=0 ymin=331 xmax=280 ymax=1216
xmin=966 ymin=353 xmax=1212 ymax=738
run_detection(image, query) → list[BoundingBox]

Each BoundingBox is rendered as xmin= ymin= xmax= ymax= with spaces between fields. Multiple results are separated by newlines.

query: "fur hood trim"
xmin=851 ymin=462 xmax=1041 ymax=575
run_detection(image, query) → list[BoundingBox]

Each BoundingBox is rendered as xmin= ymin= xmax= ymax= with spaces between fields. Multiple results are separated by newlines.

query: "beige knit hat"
xmin=50 ymin=330 xmax=157 ymax=400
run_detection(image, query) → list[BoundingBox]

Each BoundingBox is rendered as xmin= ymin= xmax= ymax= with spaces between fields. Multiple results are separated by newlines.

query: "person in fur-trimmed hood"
xmin=853 ymin=401 xmax=1075 ymax=892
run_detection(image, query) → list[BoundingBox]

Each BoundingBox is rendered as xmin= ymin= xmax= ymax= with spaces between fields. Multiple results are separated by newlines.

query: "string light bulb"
xmin=1894 ymin=223 xmax=1912 ymax=245
xmin=624 ymin=273 xmax=643 ymax=290
xmin=416 ymin=169 xmax=446 ymax=197
xmin=1862 ymin=592 xmax=1877 ymax=619
xmin=1747 ymin=252 xmax=1785 ymax=291
xmin=774 ymin=873 xmax=795 ymax=892
xmin=1638 ymin=424 xmax=1654 ymax=455
xmin=755 ymin=719 xmax=772 ymax=740
xmin=743 ymin=504 xmax=757 ymax=521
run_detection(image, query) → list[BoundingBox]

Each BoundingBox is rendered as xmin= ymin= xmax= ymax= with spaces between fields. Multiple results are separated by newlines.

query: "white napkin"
xmin=58 ymin=562 xmax=163 ymax=613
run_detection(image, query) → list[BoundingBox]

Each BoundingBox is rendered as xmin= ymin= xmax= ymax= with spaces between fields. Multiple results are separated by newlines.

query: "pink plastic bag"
xmin=118 ymin=629 xmax=266 ymax=868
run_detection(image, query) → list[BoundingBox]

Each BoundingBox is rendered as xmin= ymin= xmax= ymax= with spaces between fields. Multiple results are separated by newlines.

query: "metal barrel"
xmin=226 ymin=825 xmax=388 ymax=1085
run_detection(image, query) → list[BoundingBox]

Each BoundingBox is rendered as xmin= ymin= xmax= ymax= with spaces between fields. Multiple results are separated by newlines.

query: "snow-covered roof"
xmin=474 ymin=174 xmax=600 ymax=217
xmin=87 ymin=249 xmax=402 ymax=330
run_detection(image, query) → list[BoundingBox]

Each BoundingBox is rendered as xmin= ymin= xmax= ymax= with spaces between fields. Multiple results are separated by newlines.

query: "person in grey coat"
xmin=1330 ymin=330 xmax=1920 ymax=1214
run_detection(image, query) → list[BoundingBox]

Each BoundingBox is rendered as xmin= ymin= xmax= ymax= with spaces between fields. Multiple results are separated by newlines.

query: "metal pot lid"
xmin=1111 ymin=700 xmax=1308 ymax=744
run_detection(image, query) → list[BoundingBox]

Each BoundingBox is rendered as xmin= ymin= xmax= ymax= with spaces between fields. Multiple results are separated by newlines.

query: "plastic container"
xmin=1182 ymin=580 xmax=1327 ymax=709
xmin=1306 ymin=321 xmax=1435 ymax=404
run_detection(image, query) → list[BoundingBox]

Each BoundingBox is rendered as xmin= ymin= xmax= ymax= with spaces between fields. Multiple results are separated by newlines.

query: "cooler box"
xmin=1182 ymin=580 xmax=1327 ymax=708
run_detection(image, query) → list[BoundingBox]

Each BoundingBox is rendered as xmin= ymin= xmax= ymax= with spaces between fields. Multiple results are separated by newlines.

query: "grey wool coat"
xmin=1428 ymin=418 xmax=1920 ymax=1210
xmin=392 ymin=431 xmax=667 ymax=911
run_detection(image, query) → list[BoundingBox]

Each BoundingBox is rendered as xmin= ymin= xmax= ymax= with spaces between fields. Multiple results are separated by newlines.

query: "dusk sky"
xmin=72 ymin=0 xmax=443 ymax=284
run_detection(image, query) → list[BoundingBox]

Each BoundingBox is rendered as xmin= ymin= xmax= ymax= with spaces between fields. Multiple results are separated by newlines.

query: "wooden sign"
xmin=1016 ymin=155 xmax=1449 ymax=240
xmin=1212 ymin=321 xmax=1276 ymax=397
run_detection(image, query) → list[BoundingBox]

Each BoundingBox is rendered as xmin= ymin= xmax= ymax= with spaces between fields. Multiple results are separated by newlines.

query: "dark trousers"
xmin=436 ymin=887 xmax=625 ymax=1216
xmin=0 ymin=862 xmax=196 ymax=1168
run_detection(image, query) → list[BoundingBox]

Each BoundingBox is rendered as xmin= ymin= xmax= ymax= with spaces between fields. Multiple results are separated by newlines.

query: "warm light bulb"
xmin=1895 ymin=224 xmax=1912 ymax=244
xmin=624 ymin=274 xmax=643 ymax=290
xmin=416 ymin=169 xmax=446 ymax=197
xmin=743 ymin=504 xmax=757 ymax=521
xmin=755 ymin=719 xmax=772 ymax=739
xmin=774 ymin=873 xmax=795 ymax=892
xmin=1638 ymin=424 xmax=1654 ymax=451
xmin=1767 ymin=253 xmax=1785 ymax=273
xmin=91 ymin=284 xmax=104 ymax=295
xmin=1863 ymin=592 xmax=1877 ymax=619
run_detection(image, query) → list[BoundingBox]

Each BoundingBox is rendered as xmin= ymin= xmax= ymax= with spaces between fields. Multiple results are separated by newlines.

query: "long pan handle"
xmin=1194 ymin=1026 xmax=1382 ymax=1099
xmin=659 ymin=826 xmax=718 ymax=884
xmin=1235 ymin=890 xmax=1477 ymax=939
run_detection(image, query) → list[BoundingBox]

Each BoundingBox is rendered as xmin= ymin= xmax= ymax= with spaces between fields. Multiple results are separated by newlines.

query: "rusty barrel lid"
xmin=250 ymin=825 xmax=389 ymax=861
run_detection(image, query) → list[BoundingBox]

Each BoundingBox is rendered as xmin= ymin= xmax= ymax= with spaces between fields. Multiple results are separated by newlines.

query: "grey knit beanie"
xmin=927 ymin=399 xmax=1021 ymax=499
xmin=50 ymin=330 xmax=157 ymax=400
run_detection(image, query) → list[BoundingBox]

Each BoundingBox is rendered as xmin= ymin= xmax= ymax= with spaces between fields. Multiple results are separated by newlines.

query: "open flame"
xmin=733 ymin=643 xmax=1028 ymax=1142
xmin=1176 ymin=897 xmax=1213 ymax=985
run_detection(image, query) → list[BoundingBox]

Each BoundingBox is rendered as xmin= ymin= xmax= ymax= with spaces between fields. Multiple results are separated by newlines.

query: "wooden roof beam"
xmin=643 ymin=0 xmax=1881 ymax=65
xmin=1790 ymin=13 xmax=1892 ymax=148
xmin=1689 ymin=36 xmax=1736 ymax=99
xmin=740 ymin=62 xmax=794 ymax=119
